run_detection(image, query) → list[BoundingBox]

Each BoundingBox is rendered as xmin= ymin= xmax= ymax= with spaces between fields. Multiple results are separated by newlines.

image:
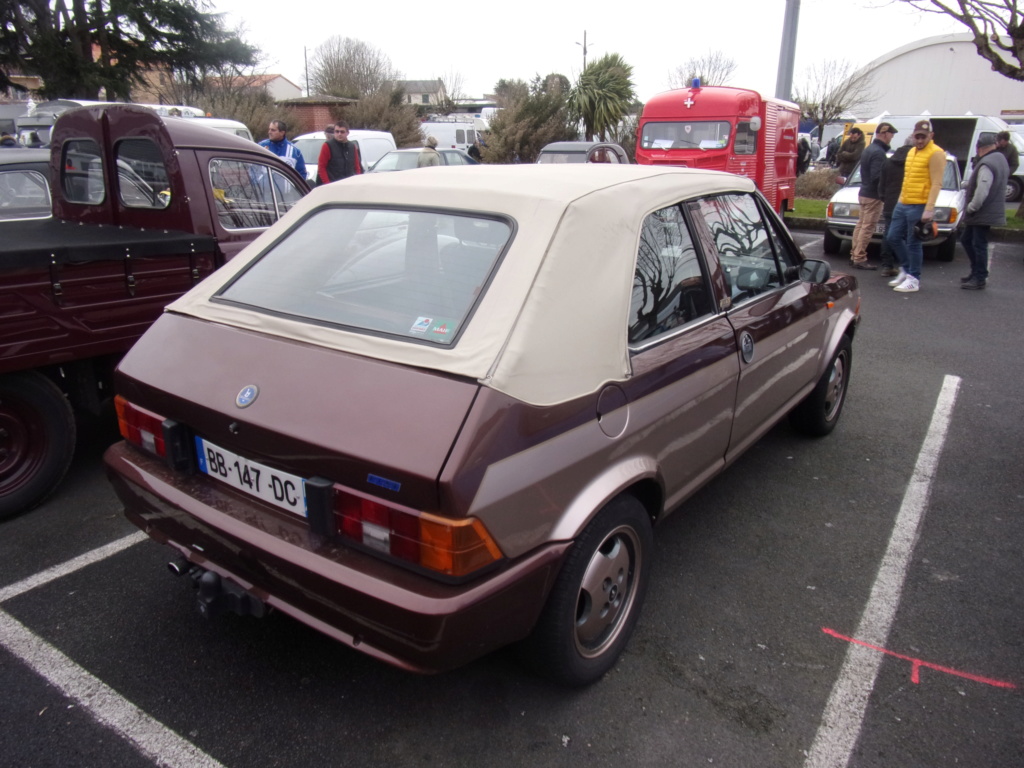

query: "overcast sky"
xmin=211 ymin=0 xmax=967 ymax=104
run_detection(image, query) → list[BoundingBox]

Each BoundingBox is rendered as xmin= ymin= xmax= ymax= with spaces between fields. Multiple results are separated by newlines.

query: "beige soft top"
xmin=170 ymin=164 xmax=754 ymax=406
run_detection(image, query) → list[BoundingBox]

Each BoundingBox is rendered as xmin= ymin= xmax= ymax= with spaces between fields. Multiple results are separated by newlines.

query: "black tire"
xmin=1005 ymin=177 xmax=1022 ymax=203
xmin=521 ymin=495 xmax=653 ymax=686
xmin=823 ymin=228 xmax=842 ymax=255
xmin=0 ymin=372 xmax=76 ymax=519
xmin=790 ymin=336 xmax=852 ymax=437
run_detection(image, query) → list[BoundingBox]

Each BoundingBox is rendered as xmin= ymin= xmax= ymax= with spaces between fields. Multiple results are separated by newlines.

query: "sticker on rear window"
xmin=410 ymin=317 xmax=433 ymax=334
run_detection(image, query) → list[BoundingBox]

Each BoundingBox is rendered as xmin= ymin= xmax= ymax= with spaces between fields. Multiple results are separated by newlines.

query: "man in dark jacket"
xmin=995 ymin=131 xmax=1019 ymax=175
xmin=960 ymin=134 xmax=1010 ymax=290
xmin=849 ymin=122 xmax=897 ymax=269
xmin=877 ymin=143 xmax=912 ymax=276
xmin=317 ymin=121 xmax=362 ymax=184
xmin=836 ymin=127 xmax=865 ymax=178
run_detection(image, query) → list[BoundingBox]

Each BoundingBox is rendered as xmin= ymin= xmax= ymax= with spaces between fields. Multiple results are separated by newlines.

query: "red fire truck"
xmin=636 ymin=85 xmax=800 ymax=213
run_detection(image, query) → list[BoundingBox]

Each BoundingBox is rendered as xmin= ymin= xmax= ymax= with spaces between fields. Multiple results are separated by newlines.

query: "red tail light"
xmin=115 ymin=395 xmax=167 ymax=458
xmin=334 ymin=488 xmax=503 ymax=578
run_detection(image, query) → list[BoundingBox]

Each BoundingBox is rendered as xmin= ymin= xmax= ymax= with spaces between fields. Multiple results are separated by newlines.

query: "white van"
xmin=874 ymin=113 xmax=1024 ymax=201
xmin=292 ymin=130 xmax=397 ymax=184
xmin=419 ymin=120 xmax=480 ymax=152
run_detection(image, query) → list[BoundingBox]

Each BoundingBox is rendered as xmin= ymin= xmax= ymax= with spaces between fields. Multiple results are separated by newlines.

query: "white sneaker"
xmin=893 ymin=276 xmax=919 ymax=292
xmin=887 ymin=268 xmax=907 ymax=287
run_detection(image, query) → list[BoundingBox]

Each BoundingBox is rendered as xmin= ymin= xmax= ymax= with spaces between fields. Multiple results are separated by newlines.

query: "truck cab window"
xmin=210 ymin=159 xmax=305 ymax=230
xmin=734 ymin=122 xmax=757 ymax=155
xmin=115 ymin=138 xmax=171 ymax=209
xmin=629 ymin=204 xmax=714 ymax=345
xmin=62 ymin=139 xmax=105 ymax=205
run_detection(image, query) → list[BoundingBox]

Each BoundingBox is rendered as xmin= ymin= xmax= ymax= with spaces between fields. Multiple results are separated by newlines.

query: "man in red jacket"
xmin=318 ymin=121 xmax=362 ymax=184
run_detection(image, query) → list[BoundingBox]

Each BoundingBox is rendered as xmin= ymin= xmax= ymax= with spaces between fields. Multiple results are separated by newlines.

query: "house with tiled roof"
xmin=395 ymin=79 xmax=446 ymax=107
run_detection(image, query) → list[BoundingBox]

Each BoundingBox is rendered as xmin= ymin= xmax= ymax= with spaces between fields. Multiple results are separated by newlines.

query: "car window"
xmin=629 ymin=204 xmax=715 ymax=345
xmin=443 ymin=151 xmax=465 ymax=166
xmin=0 ymin=169 xmax=51 ymax=221
xmin=694 ymin=193 xmax=784 ymax=302
xmin=215 ymin=208 xmax=512 ymax=346
xmin=209 ymin=159 xmax=303 ymax=230
xmin=62 ymin=139 xmax=105 ymax=204
xmin=115 ymin=138 xmax=171 ymax=209
xmin=537 ymin=152 xmax=587 ymax=164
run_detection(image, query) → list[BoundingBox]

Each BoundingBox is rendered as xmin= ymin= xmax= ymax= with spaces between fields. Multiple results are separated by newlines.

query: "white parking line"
xmin=0 ymin=531 xmax=147 ymax=604
xmin=0 ymin=532 xmax=225 ymax=768
xmin=804 ymin=375 xmax=961 ymax=768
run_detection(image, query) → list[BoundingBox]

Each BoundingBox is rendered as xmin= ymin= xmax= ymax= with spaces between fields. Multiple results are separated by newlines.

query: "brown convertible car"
xmin=105 ymin=164 xmax=860 ymax=685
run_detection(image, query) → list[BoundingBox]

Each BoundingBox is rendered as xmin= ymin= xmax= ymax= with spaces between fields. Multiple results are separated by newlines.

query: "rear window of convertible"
xmin=215 ymin=207 xmax=512 ymax=345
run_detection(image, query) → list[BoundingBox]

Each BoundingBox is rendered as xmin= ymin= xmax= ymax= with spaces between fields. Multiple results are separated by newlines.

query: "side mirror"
xmin=749 ymin=117 xmax=762 ymax=132
xmin=797 ymin=258 xmax=831 ymax=284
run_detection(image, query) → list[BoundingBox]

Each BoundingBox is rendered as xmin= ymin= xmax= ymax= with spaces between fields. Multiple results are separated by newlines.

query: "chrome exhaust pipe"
xmin=167 ymin=557 xmax=192 ymax=576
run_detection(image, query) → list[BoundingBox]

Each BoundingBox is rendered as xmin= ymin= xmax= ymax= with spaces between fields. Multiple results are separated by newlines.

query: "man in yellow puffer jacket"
xmin=884 ymin=120 xmax=946 ymax=293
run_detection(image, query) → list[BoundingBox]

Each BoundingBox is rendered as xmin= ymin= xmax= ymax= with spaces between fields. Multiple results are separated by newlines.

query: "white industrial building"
xmin=857 ymin=33 xmax=1024 ymax=121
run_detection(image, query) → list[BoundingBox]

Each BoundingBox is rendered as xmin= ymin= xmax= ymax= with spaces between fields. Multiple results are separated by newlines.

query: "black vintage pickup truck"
xmin=0 ymin=104 xmax=309 ymax=518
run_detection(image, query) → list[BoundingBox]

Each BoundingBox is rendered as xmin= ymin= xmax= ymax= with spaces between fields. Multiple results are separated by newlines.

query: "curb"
xmin=784 ymin=216 xmax=1024 ymax=242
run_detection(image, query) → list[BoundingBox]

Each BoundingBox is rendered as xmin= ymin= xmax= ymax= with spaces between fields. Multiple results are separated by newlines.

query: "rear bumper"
xmin=104 ymin=442 xmax=570 ymax=674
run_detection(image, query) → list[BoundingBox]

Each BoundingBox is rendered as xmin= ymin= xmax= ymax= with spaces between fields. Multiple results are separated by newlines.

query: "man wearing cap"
xmin=885 ymin=119 xmax=946 ymax=293
xmin=848 ymin=122 xmax=897 ymax=270
xmin=960 ymin=134 xmax=1009 ymax=290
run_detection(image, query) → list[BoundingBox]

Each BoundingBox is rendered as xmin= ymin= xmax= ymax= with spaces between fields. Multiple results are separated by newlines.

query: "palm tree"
xmin=569 ymin=53 xmax=635 ymax=141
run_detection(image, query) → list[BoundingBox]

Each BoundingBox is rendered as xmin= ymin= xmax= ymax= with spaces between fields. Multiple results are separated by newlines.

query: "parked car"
xmin=824 ymin=152 xmax=965 ymax=261
xmin=537 ymin=141 xmax=630 ymax=164
xmin=293 ymin=130 xmax=397 ymax=185
xmin=367 ymin=147 xmax=479 ymax=172
xmin=0 ymin=148 xmax=50 ymax=221
xmin=105 ymin=165 xmax=860 ymax=685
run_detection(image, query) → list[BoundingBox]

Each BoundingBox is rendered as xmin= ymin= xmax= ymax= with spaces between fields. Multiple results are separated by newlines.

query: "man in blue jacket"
xmin=259 ymin=120 xmax=306 ymax=178
xmin=849 ymin=122 xmax=897 ymax=270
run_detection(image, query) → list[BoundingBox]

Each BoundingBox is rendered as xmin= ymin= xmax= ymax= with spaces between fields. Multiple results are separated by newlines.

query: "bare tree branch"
xmin=892 ymin=0 xmax=1024 ymax=80
xmin=307 ymin=36 xmax=400 ymax=99
xmin=793 ymin=60 xmax=876 ymax=145
xmin=668 ymin=50 xmax=738 ymax=88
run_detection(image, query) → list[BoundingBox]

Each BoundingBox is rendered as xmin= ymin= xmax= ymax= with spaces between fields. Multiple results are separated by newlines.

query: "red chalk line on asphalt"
xmin=823 ymin=626 xmax=1016 ymax=689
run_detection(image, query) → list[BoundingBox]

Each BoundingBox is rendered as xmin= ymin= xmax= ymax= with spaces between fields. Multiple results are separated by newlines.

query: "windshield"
xmin=293 ymin=138 xmax=325 ymax=167
xmin=640 ymin=121 xmax=731 ymax=150
xmin=848 ymin=156 xmax=960 ymax=190
xmin=370 ymin=152 xmax=421 ymax=172
xmin=215 ymin=207 xmax=512 ymax=345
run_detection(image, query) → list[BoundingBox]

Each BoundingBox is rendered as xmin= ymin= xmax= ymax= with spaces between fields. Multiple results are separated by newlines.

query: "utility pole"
xmin=304 ymin=46 xmax=309 ymax=97
xmin=577 ymin=31 xmax=589 ymax=72
xmin=775 ymin=0 xmax=800 ymax=102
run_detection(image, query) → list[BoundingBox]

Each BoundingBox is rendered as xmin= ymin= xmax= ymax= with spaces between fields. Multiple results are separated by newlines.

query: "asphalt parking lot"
xmin=1 ymin=231 xmax=1022 ymax=768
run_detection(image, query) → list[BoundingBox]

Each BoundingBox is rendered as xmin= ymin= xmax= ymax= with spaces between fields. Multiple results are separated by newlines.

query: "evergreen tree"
xmin=1 ymin=1 xmax=256 ymax=100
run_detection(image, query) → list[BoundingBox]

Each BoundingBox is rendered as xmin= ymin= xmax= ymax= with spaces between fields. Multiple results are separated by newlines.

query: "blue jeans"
xmin=960 ymin=225 xmax=991 ymax=281
xmin=886 ymin=203 xmax=925 ymax=279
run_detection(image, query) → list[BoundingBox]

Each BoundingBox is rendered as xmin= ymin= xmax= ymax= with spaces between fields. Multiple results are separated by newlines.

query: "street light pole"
xmin=775 ymin=0 xmax=800 ymax=102
xmin=577 ymin=31 xmax=589 ymax=72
